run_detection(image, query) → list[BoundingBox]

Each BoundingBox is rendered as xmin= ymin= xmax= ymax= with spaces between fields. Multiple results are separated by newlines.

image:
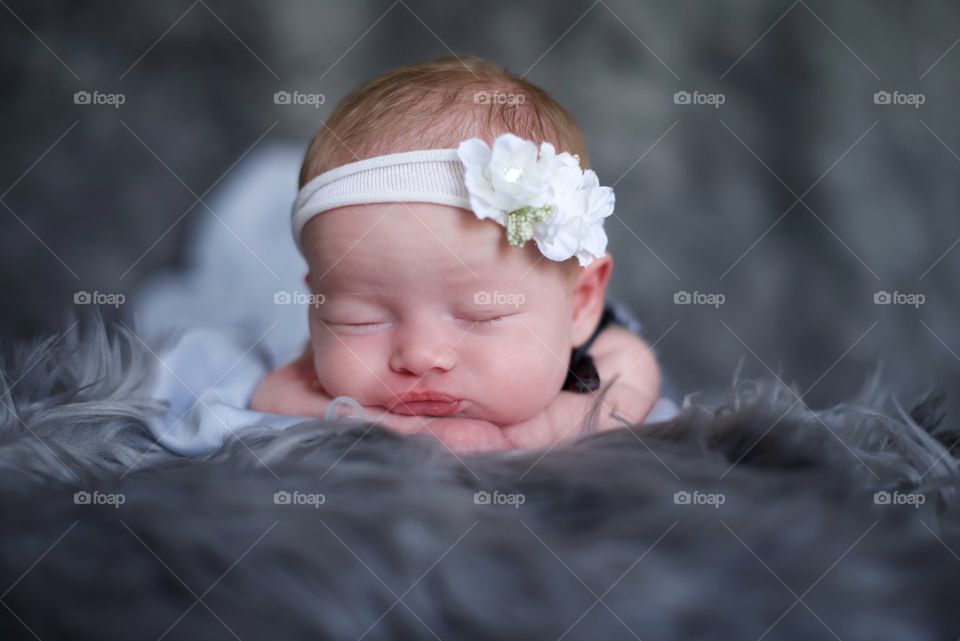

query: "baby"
xmin=250 ymin=55 xmax=671 ymax=452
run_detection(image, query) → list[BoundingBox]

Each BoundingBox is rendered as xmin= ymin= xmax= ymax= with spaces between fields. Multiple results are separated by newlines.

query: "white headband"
xmin=291 ymin=149 xmax=471 ymax=254
xmin=291 ymin=133 xmax=615 ymax=267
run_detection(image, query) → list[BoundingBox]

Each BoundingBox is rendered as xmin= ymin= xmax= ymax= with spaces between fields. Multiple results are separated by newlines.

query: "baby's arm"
xmin=588 ymin=324 xmax=663 ymax=422
xmin=248 ymin=344 xmax=330 ymax=417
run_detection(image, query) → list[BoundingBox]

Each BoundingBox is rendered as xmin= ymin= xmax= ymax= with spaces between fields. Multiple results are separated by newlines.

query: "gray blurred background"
xmin=1 ymin=0 xmax=957 ymax=415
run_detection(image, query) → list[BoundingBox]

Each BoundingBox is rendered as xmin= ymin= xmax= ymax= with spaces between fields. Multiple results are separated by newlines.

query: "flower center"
xmin=504 ymin=205 xmax=554 ymax=248
xmin=503 ymin=167 xmax=522 ymax=183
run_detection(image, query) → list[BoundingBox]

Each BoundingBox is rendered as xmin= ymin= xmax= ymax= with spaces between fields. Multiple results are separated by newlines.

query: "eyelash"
xmin=469 ymin=316 xmax=504 ymax=328
xmin=339 ymin=322 xmax=385 ymax=331
xmin=330 ymin=317 xmax=505 ymax=331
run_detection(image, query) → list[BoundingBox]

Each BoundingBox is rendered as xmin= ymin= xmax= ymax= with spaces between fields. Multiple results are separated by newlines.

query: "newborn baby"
xmin=251 ymin=55 xmax=667 ymax=452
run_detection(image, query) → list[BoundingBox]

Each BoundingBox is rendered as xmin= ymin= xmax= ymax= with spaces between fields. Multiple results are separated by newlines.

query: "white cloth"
xmin=145 ymin=326 xmax=309 ymax=456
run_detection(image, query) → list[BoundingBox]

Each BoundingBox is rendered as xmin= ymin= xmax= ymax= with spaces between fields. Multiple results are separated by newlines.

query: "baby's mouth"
xmin=388 ymin=391 xmax=464 ymax=417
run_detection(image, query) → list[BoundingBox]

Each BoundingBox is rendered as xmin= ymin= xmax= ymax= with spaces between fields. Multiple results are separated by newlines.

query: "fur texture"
xmin=0 ymin=314 xmax=958 ymax=640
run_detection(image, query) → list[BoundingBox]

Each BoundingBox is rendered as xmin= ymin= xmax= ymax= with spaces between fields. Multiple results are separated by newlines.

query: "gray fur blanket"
xmin=0 ymin=315 xmax=958 ymax=641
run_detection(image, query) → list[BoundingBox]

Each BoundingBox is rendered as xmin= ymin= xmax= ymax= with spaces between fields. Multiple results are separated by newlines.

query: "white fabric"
xmin=144 ymin=325 xmax=309 ymax=456
xmin=292 ymin=149 xmax=470 ymax=253
xmin=131 ymin=142 xmax=310 ymax=367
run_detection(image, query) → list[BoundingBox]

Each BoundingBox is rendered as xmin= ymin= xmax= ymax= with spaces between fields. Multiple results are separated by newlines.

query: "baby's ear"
xmin=569 ymin=254 xmax=613 ymax=348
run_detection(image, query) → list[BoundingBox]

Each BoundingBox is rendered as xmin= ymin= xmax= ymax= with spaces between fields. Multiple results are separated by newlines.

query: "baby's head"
xmin=294 ymin=55 xmax=614 ymax=425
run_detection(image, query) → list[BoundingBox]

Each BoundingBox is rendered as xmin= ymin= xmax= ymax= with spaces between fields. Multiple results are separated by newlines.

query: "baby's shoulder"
xmin=590 ymin=324 xmax=661 ymax=392
xmin=591 ymin=324 xmax=647 ymax=359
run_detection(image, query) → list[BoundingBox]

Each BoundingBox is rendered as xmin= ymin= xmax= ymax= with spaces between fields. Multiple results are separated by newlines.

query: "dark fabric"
xmin=561 ymin=301 xmax=683 ymax=405
xmin=561 ymin=303 xmax=619 ymax=393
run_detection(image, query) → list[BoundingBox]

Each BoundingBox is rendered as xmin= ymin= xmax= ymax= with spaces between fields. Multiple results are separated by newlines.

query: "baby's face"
xmin=301 ymin=203 xmax=578 ymax=425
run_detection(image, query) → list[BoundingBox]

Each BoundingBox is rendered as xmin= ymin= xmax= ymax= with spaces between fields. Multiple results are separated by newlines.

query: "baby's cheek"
xmin=475 ymin=336 xmax=568 ymax=423
xmin=311 ymin=339 xmax=382 ymax=403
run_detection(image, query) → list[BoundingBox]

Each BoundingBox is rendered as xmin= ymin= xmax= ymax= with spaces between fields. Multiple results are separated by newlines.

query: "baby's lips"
xmin=387 ymin=391 xmax=464 ymax=416
xmin=389 ymin=399 xmax=464 ymax=417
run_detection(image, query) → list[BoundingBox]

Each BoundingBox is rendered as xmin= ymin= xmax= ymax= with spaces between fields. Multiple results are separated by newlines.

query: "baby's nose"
xmin=389 ymin=323 xmax=457 ymax=376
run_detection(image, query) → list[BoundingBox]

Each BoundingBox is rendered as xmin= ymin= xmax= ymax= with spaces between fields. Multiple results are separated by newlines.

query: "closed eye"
xmin=465 ymin=316 xmax=505 ymax=329
xmin=324 ymin=320 xmax=388 ymax=333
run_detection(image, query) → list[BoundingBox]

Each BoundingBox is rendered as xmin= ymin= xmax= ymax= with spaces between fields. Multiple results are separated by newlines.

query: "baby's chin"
xmin=420 ymin=419 xmax=513 ymax=453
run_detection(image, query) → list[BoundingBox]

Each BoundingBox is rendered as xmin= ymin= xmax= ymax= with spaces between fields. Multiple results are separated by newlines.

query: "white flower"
xmin=457 ymin=133 xmax=614 ymax=267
